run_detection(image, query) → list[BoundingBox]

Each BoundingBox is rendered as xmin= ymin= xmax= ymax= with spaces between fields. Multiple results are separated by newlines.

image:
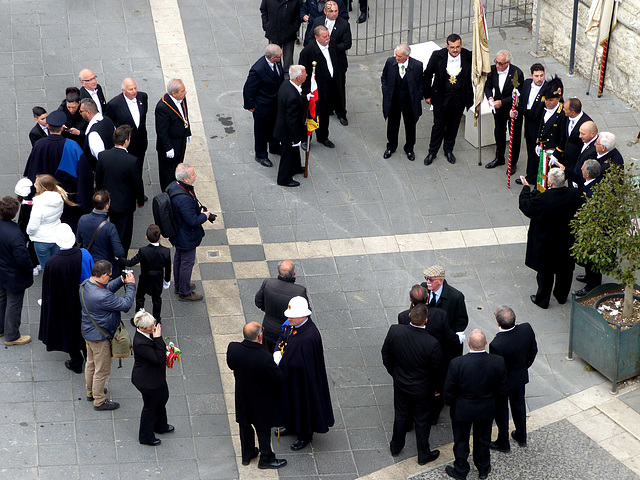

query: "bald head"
xmin=468 ymin=329 xmax=487 ymax=351
xmin=579 ymin=121 xmax=598 ymax=144
xmin=121 ymin=78 xmax=138 ymax=100
xmin=278 ymin=259 xmax=296 ymax=279
xmin=243 ymin=321 xmax=263 ymax=342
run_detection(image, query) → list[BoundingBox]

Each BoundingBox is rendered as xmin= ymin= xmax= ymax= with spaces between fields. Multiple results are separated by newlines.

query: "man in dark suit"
xmin=519 ymin=168 xmax=584 ymax=309
xmin=594 ymin=131 xmax=624 ymax=173
xmin=243 ymin=45 xmax=285 ymax=168
xmin=423 ymin=33 xmax=473 ymax=166
xmin=552 ymin=98 xmax=592 ymax=173
xmin=555 ymin=120 xmax=598 ymax=189
xmin=260 ymin=0 xmax=301 ymax=74
xmin=299 ymin=25 xmax=344 ymax=147
xmin=382 ymin=304 xmax=442 ymax=466
xmin=516 ymin=63 xmax=549 ymax=185
xmin=79 ymin=98 xmax=115 ymax=170
xmin=105 ymin=78 xmax=149 ymax=177
xmin=484 ymin=50 xmax=524 ymax=174
xmin=488 ymin=306 xmax=537 ymax=452
xmin=421 ymin=265 xmax=468 ymax=358
xmin=227 ymin=322 xmax=287 ymax=469
xmin=312 ymin=1 xmax=352 ymax=126
xmin=381 ymin=44 xmax=423 ymax=161
xmin=255 ymin=259 xmax=308 ymax=353
xmin=79 ymin=68 xmax=106 ymax=115
xmin=301 ymin=0 xmax=348 ymax=46
xmin=444 ymin=329 xmax=507 ymax=480
xmin=274 ymin=65 xmax=307 ymax=187
xmin=155 ymin=78 xmax=191 ymax=191
xmin=95 ymin=125 xmax=145 ymax=255
xmin=29 ymin=106 xmax=48 ymax=147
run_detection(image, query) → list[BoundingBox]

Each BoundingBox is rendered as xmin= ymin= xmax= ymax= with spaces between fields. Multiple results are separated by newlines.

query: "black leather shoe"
xmin=258 ymin=458 xmax=288 ymax=469
xmin=445 ymin=465 xmax=466 ymax=480
xmin=86 ymin=388 xmax=107 ymax=402
xmin=424 ymin=153 xmax=436 ymax=165
xmin=94 ymin=399 xmax=120 ymax=411
xmin=242 ymin=447 xmax=259 ymax=465
xmin=489 ymin=441 xmax=510 ymax=452
xmin=515 ymin=178 xmax=523 ymax=185
xmin=445 ymin=151 xmax=456 ymax=164
xmin=418 ymin=449 xmax=440 ymax=465
xmin=155 ymin=425 xmax=174 ymax=434
xmin=143 ymin=195 xmax=149 ymax=203
xmin=485 ymin=157 xmax=505 ymax=169
xmin=574 ymin=288 xmax=590 ymax=297
xmin=337 ymin=116 xmax=348 ymax=126
xmin=406 ymin=151 xmax=415 ymax=161
xmin=274 ymin=427 xmax=290 ymax=437
xmin=576 ymin=274 xmax=587 ymax=283
xmin=383 ymin=149 xmax=394 ymax=159
xmin=356 ymin=9 xmax=368 ymax=23
xmin=290 ymin=439 xmax=310 ymax=450
xmin=530 ymin=295 xmax=548 ymax=309
xmin=479 ymin=465 xmax=492 ymax=479
xmin=141 ymin=438 xmax=161 ymax=446
xmin=511 ymin=430 xmax=526 ymax=447
xmin=255 ymin=156 xmax=273 ymax=167
xmin=64 ymin=360 xmax=83 ymax=374
xmin=278 ymin=180 xmax=300 ymax=187
xmin=319 ymin=139 xmax=335 ymax=148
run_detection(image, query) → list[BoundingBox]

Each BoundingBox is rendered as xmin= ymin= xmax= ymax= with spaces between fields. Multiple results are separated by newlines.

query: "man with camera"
xmin=168 ymin=163 xmax=215 ymax=302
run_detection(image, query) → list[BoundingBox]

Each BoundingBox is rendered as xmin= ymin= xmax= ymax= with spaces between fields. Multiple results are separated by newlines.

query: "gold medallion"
xmin=449 ymin=76 xmax=457 ymax=84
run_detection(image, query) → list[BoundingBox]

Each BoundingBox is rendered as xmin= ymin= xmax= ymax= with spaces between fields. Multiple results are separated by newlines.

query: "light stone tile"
xmin=196 ymin=245 xmax=231 ymax=264
xmin=396 ymin=233 xmax=432 ymax=252
xmin=568 ymin=382 xmax=617 ymax=410
xmin=239 ymin=465 xmax=279 ymax=479
xmin=597 ymin=398 xmax=640 ymax=440
xmin=213 ymin=335 xmax=241 ymax=361
xmin=297 ymin=240 xmax=333 ymax=259
xmin=494 ymin=225 xmax=528 ymax=245
xmin=599 ymin=431 xmax=640 ymax=461
xmin=527 ymin=398 xmax=582 ymax=430
xmin=330 ymin=237 xmax=366 ymax=256
xmin=205 ymin=296 xmax=243 ymax=316
xmin=264 ymin=242 xmax=299 ymax=260
xmin=209 ymin=315 xmax=246 ymax=336
xmin=227 ymin=227 xmax=262 ymax=245
xmin=362 ymin=235 xmax=399 ymax=254
xmin=219 ymin=372 xmax=235 ymax=394
xmin=428 ymin=230 xmax=465 ymax=249
xmin=570 ymin=412 xmax=626 ymax=442
xmin=190 ymin=264 xmax=201 ymax=281
xmin=567 ymin=406 xmax=602 ymax=423
xmin=233 ymin=261 xmax=270 ymax=279
xmin=225 ymin=393 xmax=236 ymax=414
xmin=461 ymin=228 xmax=499 ymax=247
xmin=623 ymin=454 xmax=640 ymax=477
xmin=202 ymin=279 xmax=239 ymax=298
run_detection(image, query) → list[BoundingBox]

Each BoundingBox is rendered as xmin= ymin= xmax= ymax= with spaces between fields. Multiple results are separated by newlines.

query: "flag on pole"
xmin=472 ymin=0 xmax=491 ymax=126
xmin=536 ymin=148 xmax=553 ymax=192
xmin=585 ymin=0 xmax=619 ymax=54
xmin=306 ymin=65 xmax=319 ymax=135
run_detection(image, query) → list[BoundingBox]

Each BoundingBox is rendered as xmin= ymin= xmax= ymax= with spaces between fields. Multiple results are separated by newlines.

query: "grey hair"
xmin=495 ymin=306 xmax=516 ymax=329
xmin=175 ymin=163 xmax=194 ymax=181
xmin=265 ymin=44 xmax=282 ymax=60
xmin=80 ymin=98 xmax=98 ymax=114
xmin=395 ymin=44 xmax=411 ymax=56
xmin=496 ymin=49 xmax=512 ymax=63
xmin=134 ymin=309 xmax=156 ymax=329
xmin=121 ymin=78 xmax=136 ymax=90
xmin=547 ymin=168 xmax=565 ymax=188
xmin=583 ymin=159 xmax=601 ymax=179
xmin=289 ymin=65 xmax=305 ymax=80
xmin=599 ymin=131 xmax=616 ymax=151
xmin=167 ymin=78 xmax=184 ymax=95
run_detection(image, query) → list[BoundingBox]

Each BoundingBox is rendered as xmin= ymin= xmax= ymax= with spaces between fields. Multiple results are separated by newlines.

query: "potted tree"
xmin=568 ymin=164 xmax=640 ymax=393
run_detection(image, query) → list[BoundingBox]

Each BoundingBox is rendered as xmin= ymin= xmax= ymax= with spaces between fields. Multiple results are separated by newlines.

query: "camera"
xmin=202 ymin=206 xmax=217 ymax=223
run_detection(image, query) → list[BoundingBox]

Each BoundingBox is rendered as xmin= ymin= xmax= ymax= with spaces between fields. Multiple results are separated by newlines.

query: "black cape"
xmin=277 ymin=319 xmax=334 ymax=435
xmin=38 ymin=248 xmax=84 ymax=353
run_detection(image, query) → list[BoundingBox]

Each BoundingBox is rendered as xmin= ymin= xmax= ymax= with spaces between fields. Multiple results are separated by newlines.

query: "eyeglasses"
xmin=81 ymin=76 xmax=97 ymax=82
xmin=424 ymin=276 xmax=442 ymax=282
xmin=496 ymin=61 xmax=509 ymax=66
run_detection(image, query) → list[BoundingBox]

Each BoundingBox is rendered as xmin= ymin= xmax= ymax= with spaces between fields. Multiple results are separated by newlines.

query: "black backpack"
xmin=152 ymin=183 xmax=187 ymax=239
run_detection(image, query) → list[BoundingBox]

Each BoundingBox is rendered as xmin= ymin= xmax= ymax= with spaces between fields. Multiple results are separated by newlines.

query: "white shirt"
xmin=398 ymin=59 xmax=409 ymax=78
xmin=527 ymin=81 xmax=544 ymax=110
xmin=85 ymin=113 xmax=107 ymax=159
xmin=543 ymin=107 xmax=556 ymax=124
xmin=584 ymin=178 xmax=596 ymax=187
xmin=136 ymin=328 xmax=153 ymax=340
xmin=317 ymin=41 xmax=334 ymax=77
xmin=568 ymin=111 xmax=583 ymax=136
xmin=87 ymin=88 xmax=102 ymax=114
xmin=290 ymin=80 xmax=302 ymax=94
xmin=124 ymin=94 xmax=140 ymax=128
xmin=325 ymin=18 xmax=335 ymax=33
xmin=581 ymin=135 xmax=597 ymax=153
xmin=446 ymin=53 xmax=462 ymax=77
xmin=468 ymin=349 xmax=486 ymax=354
xmin=266 ymin=56 xmax=279 ymax=76
xmin=497 ymin=69 xmax=509 ymax=93
xmin=430 ymin=284 xmax=443 ymax=304
xmin=409 ymin=323 xmax=426 ymax=329
xmin=39 ymin=124 xmax=49 ymax=136
xmin=498 ymin=326 xmax=515 ymax=333
xmin=170 ymin=95 xmax=186 ymax=119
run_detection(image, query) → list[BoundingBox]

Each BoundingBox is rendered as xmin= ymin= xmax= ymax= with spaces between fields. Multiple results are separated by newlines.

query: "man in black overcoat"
xmin=243 ymin=44 xmax=285 ymax=168
xmin=255 ymin=259 xmax=308 ymax=353
xmin=552 ymin=98 xmax=592 ymax=173
xmin=301 ymin=0 xmax=348 ymax=46
xmin=274 ymin=65 xmax=307 ymax=187
xmin=96 ymin=125 xmax=145 ymax=255
xmin=155 ymin=78 xmax=191 ymax=191
xmin=79 ymin=68 xmax=107 ymax=114
xmin=383 ymin=304 xmax=442 ymax=465
xmin=381 ymin=44 xmax=423 ymax=161
xmin=423 ymin=33 xmax=473 ymax=166
xmin=519 ymin=168 xmax=584 ymax=309
xmin=488 ymin=306 xmax=537 ymax=452
xmin=444 ymin=329 xmax=507 ymax=480
xmin=227 ymin=322 xmax=287 ymax=469
xmin=556 ymin=120 xmax=598 ymax=190
xmin=275 ymin=296 xmax=334 ymax=451
xmin=594 ymin=131 xmax=624 ymax=174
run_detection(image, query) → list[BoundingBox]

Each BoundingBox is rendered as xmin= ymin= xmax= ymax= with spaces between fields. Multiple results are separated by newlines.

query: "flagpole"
xmin=304 ymin=62 xmax=317 ymax=178
xmin=506 ymin=71 xmax=520 ymax=188
xmin=586 ymin=1 xmax=606 ymax=96
xmin=597 ymin=4 xmax=616 ymax=97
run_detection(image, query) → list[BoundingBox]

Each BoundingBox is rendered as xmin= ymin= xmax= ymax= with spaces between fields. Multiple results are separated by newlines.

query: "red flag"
xmin=307 ymin=67 xmax=319 ymax=136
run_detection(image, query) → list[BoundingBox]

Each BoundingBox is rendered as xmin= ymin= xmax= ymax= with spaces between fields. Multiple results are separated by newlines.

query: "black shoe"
xmin=357 ymin=10 xmax=368 ymax=23
xmin=515 ymin=178 xmax=523 ymax=185
xmin=64 ymin=360 xmax=83 ymax=374
xmin=576 ymin=274 xmax=587 ymax=283
xmin=319 ymin=139 xmax=335 ymax=148
xmin=290 ymin=439 xmax=310 ymax=450
xmin=383 ymin=149 xmax=394 ymax=159
xmin=418 ymin=449 xmax=440 ymax=465
xmin=337 ymin=116 xmax=348 ymax=126
xmin=275 ymin=427 xmax=290 ymax=436
xmin=485 ymin=158 xmax=505 ymax=169
xmin=445 ymin=465 xmax=466 ymax=480
xmin=255 ymin=156 xmax=273 ymax=167
xmin=140 ymin=438 xmax=161 ymax=446
xmin=511 ymin=430 xmax=526 ymax=447
xmin=143 ymin=195 xmax=149 ymax=203
xmin=278 ymin=180 xmax=300 ymax=187
xmin=390 ymin=448 xmax=401 ymax=457
xmin=489 ymin=441 xmax=510 ymax=452
xmin=87 ymin=388 xmax=108 ymax=402
xmin=94 ymin=399 xmax=120 ymax=411
xmin=242 ymin=447 xmax=259 ymax=466
xmin=406 ymin=151 xmax=415 ymax=161
xmin=258 ymin=458 xmax=287 ymax=469
xmin=479 ymin=465 xmax=492 ymax=479
xmin=424 ymin=153 xmax=436 ymax=165
xmin=155 ymin=425 xmax=174 ymax=434
xmin=530 ymin=295 xmax=548 ymax=309
xmin=445 ymin=151 xmax=456 ymax=164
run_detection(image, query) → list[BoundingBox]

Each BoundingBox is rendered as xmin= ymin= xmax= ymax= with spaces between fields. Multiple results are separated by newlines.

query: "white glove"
xmin=166 ymin=149 xmax=175 ymax=159
xmin=306 ymin=93 xmax=314 ymax=101
xmin=548 ymin=155 xmax=558 ymax=166
xmin=273 ymin=351 xmax=282 ymax=365
xmin=456 ymin=332 xmax=466 ymax=344
xmin=163 ymin=280 xmax=170 ymax=290
xmin=535 ymin=145 xmax=541 ymax=157
xmin=187 ymin=136 xmax=192 ymax=143
xmin=292 ymin=141 xmax=301 ymax=147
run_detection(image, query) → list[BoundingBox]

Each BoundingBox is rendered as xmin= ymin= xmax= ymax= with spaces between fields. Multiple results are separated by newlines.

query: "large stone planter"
xmin=568 ymin=283 xmax=640 ymax=394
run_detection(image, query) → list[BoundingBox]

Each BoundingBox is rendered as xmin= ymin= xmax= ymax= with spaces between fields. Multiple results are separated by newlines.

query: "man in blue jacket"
xmin=168 ymin=163 xmax=214 ymax=301
xmin=80 ymin=260 xmax=135 ymax=411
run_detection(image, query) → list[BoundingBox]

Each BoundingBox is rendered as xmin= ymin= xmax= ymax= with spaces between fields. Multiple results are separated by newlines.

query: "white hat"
xmin=14 ymin=178 xmax=33 ymax=197
xmin=284 ymin=296 xmax=312 ymax=318
xmin=55 ymin=223 xmax=76 ymax=249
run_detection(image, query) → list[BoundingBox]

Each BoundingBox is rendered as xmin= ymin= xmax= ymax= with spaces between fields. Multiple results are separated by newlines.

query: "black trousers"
xmin=524 ymin=118 xmax=540 ymax=183
xmin=451 ymin=419 xmax=492 ymax=478
xmin=108 ymin=210 xmax=134 ymax=256
xmin=68 ymin=345 xmax=87 ymax=371
xmin=495 ymin=386 xmax=527 ymax=446
xmin=136 ymin=383 xmax=170 ymax=443
xmin=584 ymin=264 xmax=603 ymax=291
xmin=390 ymin=387 xmax=434 ymax=463
xmin=428 ymin=103 xmax=465 ymax=155
xmin=386 ymin=100 xmax=416 ymax=153
xmin=239 ymin=424 xmax=275 ymax=463
xmin=277 ymin=143 xmax=302 ymax=185
xmin=316 ymin=78 xmax=342 ymax=142
xmin=137 ymin=275 xmax=163 ymax=321
xmin=158 ymin=142 xmax=186 ymax=192
xmin=253 ymin=105 xmax=279 ymax=159
xmin=535 ymin=269 xmax=574 ymax=308
xmin=494 ymin=111 xmax=523 ymax=165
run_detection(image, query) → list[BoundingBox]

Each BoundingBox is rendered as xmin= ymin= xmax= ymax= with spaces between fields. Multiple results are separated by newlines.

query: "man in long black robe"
xmin=274 ymin=296 xmax=334 ymax=451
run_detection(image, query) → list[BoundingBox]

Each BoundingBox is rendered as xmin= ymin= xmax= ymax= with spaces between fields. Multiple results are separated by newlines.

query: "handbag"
xmin=80 ymin=283 xmax=131 ymax=359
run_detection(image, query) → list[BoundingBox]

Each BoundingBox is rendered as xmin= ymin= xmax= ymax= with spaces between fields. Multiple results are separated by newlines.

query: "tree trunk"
xmin=623 ymin=283 xmax=634 ymax=320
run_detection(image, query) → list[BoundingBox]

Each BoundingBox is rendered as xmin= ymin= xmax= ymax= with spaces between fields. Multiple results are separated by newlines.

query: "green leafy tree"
xmin=571 ymin=164 xmax=640 ymax=319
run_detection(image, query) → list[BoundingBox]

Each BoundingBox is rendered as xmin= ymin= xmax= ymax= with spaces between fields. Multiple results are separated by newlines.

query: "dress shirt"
xmin=124 ymin=94 xmax=141 ymax=128
xmin=430 ymin=284 xmax=443 ymax=304
xmin=527 ymin=81 xmax=544 ymax=110
xmin=85 ymin=113 xmax=106 ymax=159
xmin=317 ymin=41 xmax=334 ymax=77
xmin=136 ymin=329 xmax=153 ymax=340
xmin=409 ymin=323 xmax=426 ymax=329
xmin=581 ymin=135 xmax=597 ymax=153
xmin=325 ymin=18 xmax=335 ymax=33
xmin=87 ymin=89 xmax=102 ymax=114
xmin=398 ymin=59 xmax=408 ymax=78
xmin=170 ymin=95 xmax=186 ymax=119
xmin=543 ymin=107 xmax=555 ymax=124
xmin=289 ymin=80 xmax=303 ymax=94
xmin=39 ymin=124 xmax=49 ymax=136
xmin=568 ymin=111 xmax=583 ymax=136
xmin=497 ymin=69 xmax=509 ymax=92
xmin=266 ymin=56 xmax=279 ymax=76
xmin=498 ymin=326 xmax=515 ymax=333
xmin=446 ymin=53 xmax=462 ymax=77
xmin=468 ymin=349 xmax=486 ymax=354
xmin=584 ymin=178 xmax=596 ymax=187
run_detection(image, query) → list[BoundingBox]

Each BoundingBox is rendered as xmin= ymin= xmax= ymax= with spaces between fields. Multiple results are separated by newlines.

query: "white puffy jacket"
xmin=26 ymin=190 xmax=64 ymax=243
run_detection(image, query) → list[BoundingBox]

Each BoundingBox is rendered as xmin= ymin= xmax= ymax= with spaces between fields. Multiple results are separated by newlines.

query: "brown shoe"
xmin=5 ymin=335 xmax=31 ymax=346
xmin=174 ymin=283 xmax=196 ymax=294
xmin=179 ymin=292 xmax=203 ymax=302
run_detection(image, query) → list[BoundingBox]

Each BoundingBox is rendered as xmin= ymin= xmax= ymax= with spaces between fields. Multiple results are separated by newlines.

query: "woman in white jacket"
xmin=26 ymin=175 xmax=76 ymax=268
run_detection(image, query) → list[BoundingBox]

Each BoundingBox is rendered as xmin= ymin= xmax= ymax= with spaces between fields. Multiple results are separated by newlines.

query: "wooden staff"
xmin=507 ymin=71 xmax=520 ymax=189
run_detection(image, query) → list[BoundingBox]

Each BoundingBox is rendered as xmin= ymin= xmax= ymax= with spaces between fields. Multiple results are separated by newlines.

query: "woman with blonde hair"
xmin=26 ymin=174 xmax=76 ymax=268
